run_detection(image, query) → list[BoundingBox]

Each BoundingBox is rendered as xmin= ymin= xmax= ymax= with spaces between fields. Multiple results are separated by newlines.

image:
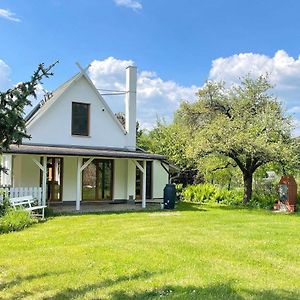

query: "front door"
xmin=82 ymin=159 xmax=113 ymax=201
xmin=46 ymin=157 xmax=63 ymax=202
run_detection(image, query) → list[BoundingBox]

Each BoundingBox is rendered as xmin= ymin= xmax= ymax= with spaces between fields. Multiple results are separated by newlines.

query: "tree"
xmin=114 ymin=112 xmax=144 ymax=145
xmin=0 ymin=62 xmax=57 ymax=172
xmin=197 ymin=154 xmax=242 ymax=189
xmin=144 ymin=120 xmax=199 ymax=185
xmin=177 ymin=75 xmax=298 ymax=204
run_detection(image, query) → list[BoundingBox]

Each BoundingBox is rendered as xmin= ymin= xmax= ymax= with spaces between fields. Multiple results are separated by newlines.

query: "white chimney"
xmin=125 ymin=66 xmax=137 ymax=149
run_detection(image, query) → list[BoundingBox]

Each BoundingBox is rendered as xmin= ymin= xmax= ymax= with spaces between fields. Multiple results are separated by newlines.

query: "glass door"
xmin=135 ymin=161 xmax=153 ymax=200
xmin=98 ymin=160 xmax=113 ymax=200
xmin=82 ymin=159 xmax=113 ymax=201
xmin=135 ymin=161 xmax=143 ymax=200
xmin=46 ymin=157 xmax=63 ymax=202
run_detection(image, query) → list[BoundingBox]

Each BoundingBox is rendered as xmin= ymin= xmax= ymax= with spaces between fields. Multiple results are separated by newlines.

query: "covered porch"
xmin=1 ymin=144 xmax=169 ymax=211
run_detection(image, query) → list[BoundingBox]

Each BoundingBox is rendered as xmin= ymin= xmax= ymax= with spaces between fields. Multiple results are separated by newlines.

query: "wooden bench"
xmin=9 ymin=196 xmax=46 ymax=219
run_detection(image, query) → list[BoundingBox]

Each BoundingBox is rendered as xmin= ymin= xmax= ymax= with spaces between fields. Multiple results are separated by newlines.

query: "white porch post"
xmin=142 ymin=160 xmax=146 ymax=208
xmin=134 ymin=160 xmax=147 ymax=209
xmin=32 ymin=156 xmax=47 ymax=206
xmin=1 ymin=154 xmax=12 ymax=186
xmin=42 ymin=156 xmax=47 ymax=207
xmin=76 ymin=157 xmax=83 ymax=211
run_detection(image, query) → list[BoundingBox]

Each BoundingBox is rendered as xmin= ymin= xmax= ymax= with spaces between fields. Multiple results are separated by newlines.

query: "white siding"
xmin=27 ymin=76 xmax=128 ymax=148
xmin=127 ymin=160 xmax=136 ymax=200
xmin=63 ymin=157 xmax=77 ymax=201
xmin=113 ymin=159 xmax=127 ymax=200
xmin=152 ymin=160 xmax=168 ymax=199
xmin=12 ymin=155 xmax=40 ymax=187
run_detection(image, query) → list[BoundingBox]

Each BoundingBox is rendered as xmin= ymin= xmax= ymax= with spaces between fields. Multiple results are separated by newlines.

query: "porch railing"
xmin=0 ymin=186 xmax=43 ymax=205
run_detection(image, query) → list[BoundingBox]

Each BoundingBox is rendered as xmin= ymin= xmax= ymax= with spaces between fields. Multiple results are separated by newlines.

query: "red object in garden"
xmin=274 ymin=176 xmax=297 ymax=212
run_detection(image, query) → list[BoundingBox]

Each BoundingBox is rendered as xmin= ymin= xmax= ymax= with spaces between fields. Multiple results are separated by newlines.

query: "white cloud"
xmin=0 ymin=8 xmax=20 ymax=22
xmin=88 ymin=57 xmax=198 ymax=129
xmin=209 ymin=50 xmax=300 ymax=104
xmin=209 ymin=50 xmax=300 ymax=135
xmin=0 ymin=60 xmax=12 ymax=91
xmin=113 ymin=0 xmax=142 ymax=11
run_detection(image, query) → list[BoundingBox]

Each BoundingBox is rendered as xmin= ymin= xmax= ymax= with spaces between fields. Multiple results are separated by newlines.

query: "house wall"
xmin=127 ymin=160 xmax=136 ymax=200
xmin=152 ymin=160 xmax=169 ymax=199
xmin=27 ymin=76 xmax=129 ymax=148
xmin=63 ymin=157 xmax=77 ymax=201
xmin=12 ymin=155 xmax=40 ymax=187
xmin=113 ymin=159 xmax=127 ymax=200
xmin=9 ymin=155 xmax=168 ymax=203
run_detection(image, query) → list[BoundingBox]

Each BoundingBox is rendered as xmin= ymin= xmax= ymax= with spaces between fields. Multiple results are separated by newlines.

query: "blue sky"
xmin=1 ymin=0 xmax=300 ymax=132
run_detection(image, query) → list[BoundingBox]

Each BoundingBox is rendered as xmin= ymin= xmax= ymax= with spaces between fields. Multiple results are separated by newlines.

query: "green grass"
xmin=0 ymin=203 xmax=299 ymax=299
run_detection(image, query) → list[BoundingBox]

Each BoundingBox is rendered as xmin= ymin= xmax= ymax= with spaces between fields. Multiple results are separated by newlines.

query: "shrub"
xmin=250 ymin=180 xmax=278 ymax=209
xmin=182 ymin=184 xmax=247 ymax=207
xmin=182 ymin=183 xmax=242 ymax=205
xmin=182 ymin=182 xmax=280 ymax=209
xmin=182 ymin=184 xmax=217 ymax=203
xmin=0 ymin=198 xmax=11 ymax=217
xmin=44 ymin=207 xmax=55 ymax=217
xmin=0 ymin=208 xmax=36 ymax=234
xmin=250 ymin=191 xmax=277 ymax=209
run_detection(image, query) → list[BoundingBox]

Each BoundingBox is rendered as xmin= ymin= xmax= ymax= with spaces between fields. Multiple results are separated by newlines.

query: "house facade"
xmin=1 ymin=65 xmax=169 ymax=210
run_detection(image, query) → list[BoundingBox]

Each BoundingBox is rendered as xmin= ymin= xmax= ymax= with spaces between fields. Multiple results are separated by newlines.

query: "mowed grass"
xmin=0 ymin=203 xmax=299 ymax=299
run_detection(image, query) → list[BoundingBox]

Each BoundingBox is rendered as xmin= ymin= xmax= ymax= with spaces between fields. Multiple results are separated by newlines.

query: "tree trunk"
xmin=243 ymin=172 xmax=253 ymax=204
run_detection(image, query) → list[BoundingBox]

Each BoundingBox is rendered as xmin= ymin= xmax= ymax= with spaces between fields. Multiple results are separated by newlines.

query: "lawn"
xmin=0 ymin=203 xmax=299 ymax=299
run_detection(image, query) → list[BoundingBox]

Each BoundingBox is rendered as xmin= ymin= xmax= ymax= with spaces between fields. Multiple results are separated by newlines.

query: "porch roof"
xmin=5 ymin=143 xmax=166 ymax=160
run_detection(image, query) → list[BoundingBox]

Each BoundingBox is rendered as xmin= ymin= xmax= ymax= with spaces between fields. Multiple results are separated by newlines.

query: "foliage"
xmin=1 ymin=205 xmax=300 ymax=299
xmin=0 ymin=62 xmax=57 ymax=172
xmin=197 ymin=154 xmax=242 ymax=188
xmin=139 ymin=120 xmax=199 ymax=185
xmin=0 ymin=197 xmax=11 ymax=217
xmin=115 ymin=112 xmax=144 ymax=144
xmin=0 ymin=208 xmax=36 ymax=234
xmin=182 ymin=183 xmax=243 ymax=206
xmin=177 ymin=75 xmax=298 ymax=203
xmin=44 ymin=207 xmax=55 ymax=217
xmin=175 ymin=183 xmax=183 ymax=200
xmin=182 ymin=180 xmax=281 ymax=209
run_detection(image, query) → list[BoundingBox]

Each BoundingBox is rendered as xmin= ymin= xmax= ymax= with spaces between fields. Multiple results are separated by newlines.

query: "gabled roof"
xmin=25 ymin=71 xmax=126 ymax=134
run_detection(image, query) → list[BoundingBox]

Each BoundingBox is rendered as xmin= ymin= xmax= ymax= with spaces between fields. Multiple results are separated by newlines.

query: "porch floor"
xmin=49 ymin=201 xmax=162 ymax=214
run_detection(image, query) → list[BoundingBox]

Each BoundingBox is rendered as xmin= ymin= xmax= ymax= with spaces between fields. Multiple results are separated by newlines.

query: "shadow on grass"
xmin=0 ymin=270 xmax=69 ymax=291
xmin=45 ymin=270 xmax=158 ymax=300
xmin=110 ymin=282 xmax=300 ymax=300
xmin=175 ymin=201 xmax=207 ymax=212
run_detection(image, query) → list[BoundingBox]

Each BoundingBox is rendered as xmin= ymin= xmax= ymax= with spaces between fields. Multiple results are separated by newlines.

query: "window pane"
xmin=72 ymin=102 xmax=89 ymax=136
xmin=98 ymin=160 xmax=113 ymax=200
xmin=82 ymin=161 xmax=96 ymax=200
xmin=146 ymin=161 xmax=152 ymax=199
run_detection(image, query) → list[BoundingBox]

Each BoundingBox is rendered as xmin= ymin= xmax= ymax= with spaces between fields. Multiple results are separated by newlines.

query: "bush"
xmin=182 ymin=182 xmax=279 ymax=209
xmin=0 ymin=198 xmax=11 ymax=216
xmin=175 ymin=184 xmax=183 ymax=200
xmin=182 ymin=183 xmax=243 ymax=205
xmin=250 ymin=180 xmax=278 ymax=209
xmin=0 ymin=208 xmax=36 ymax=234
xmin=44 ymin=207 xmax=55 ymax=217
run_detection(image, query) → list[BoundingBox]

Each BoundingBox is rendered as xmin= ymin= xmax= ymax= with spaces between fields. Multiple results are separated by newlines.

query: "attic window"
xmin=72 ymin=102 xmax=90 ymax=136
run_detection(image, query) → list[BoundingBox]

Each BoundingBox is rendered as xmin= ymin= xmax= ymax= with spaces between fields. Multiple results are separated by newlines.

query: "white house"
xmin=1 ymin=64 xmax=170 ymax=210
